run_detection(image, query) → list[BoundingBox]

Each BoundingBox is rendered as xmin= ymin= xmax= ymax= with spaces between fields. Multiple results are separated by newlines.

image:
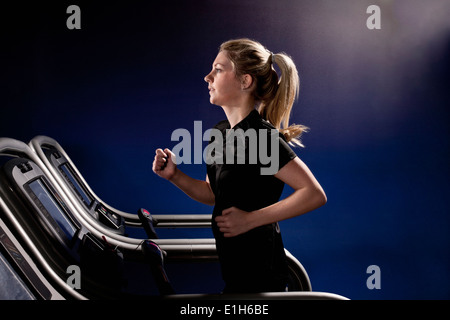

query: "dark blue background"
xmin=2 ymin=0 xmax=449 ymax=299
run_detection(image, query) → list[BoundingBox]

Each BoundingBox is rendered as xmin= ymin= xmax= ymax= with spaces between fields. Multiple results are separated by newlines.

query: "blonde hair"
xmin=219 ymin=38 xmax=308 ymax=147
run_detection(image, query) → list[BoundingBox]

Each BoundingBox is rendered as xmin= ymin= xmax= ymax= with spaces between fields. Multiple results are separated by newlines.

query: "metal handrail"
xmin=30 ymin=135 xmax=213 ymax=229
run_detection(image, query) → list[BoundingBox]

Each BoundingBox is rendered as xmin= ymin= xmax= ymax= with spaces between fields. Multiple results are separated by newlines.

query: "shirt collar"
xmin=228 ymin=109 xmax=261 ymax=130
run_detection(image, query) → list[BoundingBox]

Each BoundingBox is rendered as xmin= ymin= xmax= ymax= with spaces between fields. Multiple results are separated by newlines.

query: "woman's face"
xmin=204 ymin=51 xmax=243 ymax=107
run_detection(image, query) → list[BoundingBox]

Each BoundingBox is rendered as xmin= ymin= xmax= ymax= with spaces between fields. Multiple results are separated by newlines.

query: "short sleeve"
xmin=278 ymin=133 xmax=297 ymax=170
xmin=258 ymin=130 xmax=297 ymax=175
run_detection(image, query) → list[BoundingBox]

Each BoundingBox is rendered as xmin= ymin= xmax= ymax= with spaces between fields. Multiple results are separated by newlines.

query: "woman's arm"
xmin=153 ymin=148 xmax=215 ymax=206
xmin=170 ymin=170 xmax=215 ymax=206
xmin=215 ymin=157 xmax=326 ymax=237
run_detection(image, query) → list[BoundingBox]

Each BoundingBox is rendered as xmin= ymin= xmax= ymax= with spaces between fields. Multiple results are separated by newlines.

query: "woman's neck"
xmin=222 ymin=104 xmax=255 ymax=128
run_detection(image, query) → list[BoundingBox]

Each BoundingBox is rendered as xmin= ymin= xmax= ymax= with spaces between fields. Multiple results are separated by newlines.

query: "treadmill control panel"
xmin=95 ymin=204 xmax=121 ymax=229
xmin=43 ymin=148 xmax=125 ymax=235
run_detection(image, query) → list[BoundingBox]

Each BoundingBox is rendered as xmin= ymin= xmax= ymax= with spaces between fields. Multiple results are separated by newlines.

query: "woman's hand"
xmin=215 ymin=207 xmax=256 ymax=237
xmin=152 ymin=148 xmax=215 ymax=206
xmin=152 ymin=148 xmax=177 ymax=181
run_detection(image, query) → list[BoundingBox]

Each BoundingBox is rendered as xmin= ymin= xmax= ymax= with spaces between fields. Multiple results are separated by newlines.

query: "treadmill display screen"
xmin=60 ymin=164 xmax=93 ymax=208
xmin=28 ymin=179 xmax=77 ymax=240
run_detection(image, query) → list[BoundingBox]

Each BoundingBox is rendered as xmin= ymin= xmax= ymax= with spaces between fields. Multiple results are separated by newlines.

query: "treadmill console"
xmin=0 ymin=158 xmax=82 ymax=257
xmin=95 ymin=204 xmax=122 ymax=230
xmin=44 ymin=148 xmax=125 ymax=234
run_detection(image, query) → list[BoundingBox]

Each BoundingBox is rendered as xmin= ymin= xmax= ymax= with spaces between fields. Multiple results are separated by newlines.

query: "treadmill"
xmin=30 ymin=135 xmax=314 ymax=291
xmin=0 ymin=136 xmax=347 ymax=300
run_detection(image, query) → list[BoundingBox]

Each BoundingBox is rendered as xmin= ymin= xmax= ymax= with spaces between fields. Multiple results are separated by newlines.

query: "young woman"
xmin=152 ymin=38 xmax=326 ymax=293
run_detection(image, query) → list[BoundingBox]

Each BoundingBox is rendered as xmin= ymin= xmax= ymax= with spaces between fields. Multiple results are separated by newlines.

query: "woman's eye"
xmin=215 ymin=68 xmax=222 ymax=73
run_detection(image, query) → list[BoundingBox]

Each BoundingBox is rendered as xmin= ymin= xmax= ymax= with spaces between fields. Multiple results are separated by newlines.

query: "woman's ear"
xmin=240 ymin=74 xmax=254 ymax=90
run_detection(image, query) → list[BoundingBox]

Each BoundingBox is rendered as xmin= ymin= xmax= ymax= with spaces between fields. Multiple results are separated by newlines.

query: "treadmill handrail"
xmin=152 ymin=214 xmax=212 ymax=228
xmin=167 ymin=291 xmax=349 ymax=300
xmin=29 ymin=135 xmax=137 ymax=222
xmin=285 ymin=250 xmax=312 ymax=291
xmin=30 ymin=135 xmax=213 ymax=229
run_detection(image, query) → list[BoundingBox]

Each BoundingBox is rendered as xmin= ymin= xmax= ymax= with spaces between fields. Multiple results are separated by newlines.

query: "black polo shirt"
xmin=206 ymin=109 xmax=297 ymax=293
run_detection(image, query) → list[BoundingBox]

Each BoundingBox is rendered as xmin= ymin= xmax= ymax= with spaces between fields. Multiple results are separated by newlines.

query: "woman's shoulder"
xmin=258 ymin=118 xmax=276 ymax=131
xmin=256 ymin=119 xmax=293 ymax=145
xmin=253 ymin=117 xmax=286 ymax=139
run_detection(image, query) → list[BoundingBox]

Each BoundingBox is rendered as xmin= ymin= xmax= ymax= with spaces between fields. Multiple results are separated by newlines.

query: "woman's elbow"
xmin=320 ymin=190 xmax=327 ymax=206
xmin=314 ymin=187 xmax=327 ymax=208
xmin=204 ymin=194 xmax=215 ymax=206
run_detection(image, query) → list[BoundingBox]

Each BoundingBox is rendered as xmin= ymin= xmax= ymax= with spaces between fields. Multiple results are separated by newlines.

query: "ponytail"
xmin=220 ymin=39 xmax=308 ymax=147
xmin=260 ymin=53 xmax=308 ymax=147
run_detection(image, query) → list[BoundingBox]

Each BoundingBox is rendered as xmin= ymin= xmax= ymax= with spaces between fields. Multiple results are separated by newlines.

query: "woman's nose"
xmin=204 ymin=72 xmax=212 ymax=83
